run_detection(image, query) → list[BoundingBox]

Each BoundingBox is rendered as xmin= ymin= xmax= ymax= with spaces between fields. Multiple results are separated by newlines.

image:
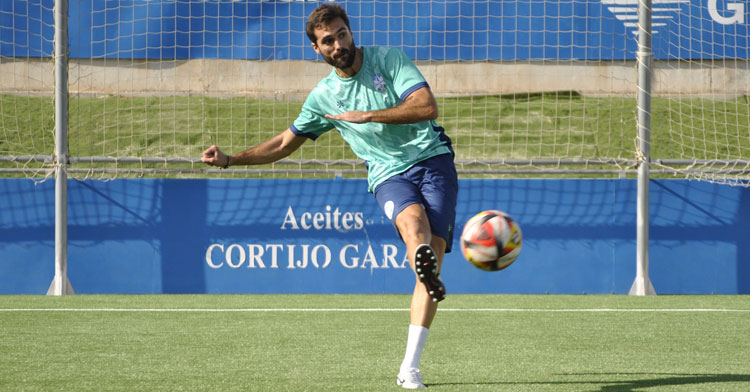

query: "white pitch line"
xmin=454 ymin=308 xmax=750 ymax=312
xmin=0 ymin=308 xmax=408 ymax=312
xmin=0 ymin=308 xmax=749 ymax=313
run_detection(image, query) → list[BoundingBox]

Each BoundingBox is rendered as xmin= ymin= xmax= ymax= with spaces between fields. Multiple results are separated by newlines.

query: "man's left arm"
xmin=324 ymin=86 xmax=438 ymax=124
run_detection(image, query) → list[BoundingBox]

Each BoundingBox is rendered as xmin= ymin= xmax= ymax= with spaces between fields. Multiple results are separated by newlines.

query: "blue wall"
xmin=2 ymin=0 xmax=747 ymax=60
xmin=1 ymin=178 xmax=748 ymax=295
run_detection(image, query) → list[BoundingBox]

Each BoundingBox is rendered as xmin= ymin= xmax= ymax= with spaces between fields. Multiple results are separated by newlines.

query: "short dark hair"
xmin=306 ymin=3 xmax=351 ymax=44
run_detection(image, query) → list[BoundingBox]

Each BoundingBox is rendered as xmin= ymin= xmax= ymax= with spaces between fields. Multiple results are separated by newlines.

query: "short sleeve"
xmin=384 ymin=48 xmax=430 ymax=101
xmin=291 ymin=93 xmax=334 ymax=140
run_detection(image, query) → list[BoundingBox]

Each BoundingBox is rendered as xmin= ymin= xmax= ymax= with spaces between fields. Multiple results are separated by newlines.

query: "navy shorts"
xmin=373 ymin=153 xmax=458 ymax=253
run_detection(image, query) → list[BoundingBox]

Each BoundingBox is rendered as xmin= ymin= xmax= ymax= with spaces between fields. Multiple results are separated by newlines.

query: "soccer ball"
xmin=460 ymin=210 xmax=523 ymax=271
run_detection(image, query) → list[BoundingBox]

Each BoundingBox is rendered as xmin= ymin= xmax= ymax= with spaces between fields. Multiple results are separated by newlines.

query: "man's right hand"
xmin=201 ymin=145 xmax=229 ymax=168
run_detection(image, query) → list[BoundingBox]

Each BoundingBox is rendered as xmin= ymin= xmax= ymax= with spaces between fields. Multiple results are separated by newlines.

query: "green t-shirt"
xmin=291 ymin=46 xmax=453 ymax=193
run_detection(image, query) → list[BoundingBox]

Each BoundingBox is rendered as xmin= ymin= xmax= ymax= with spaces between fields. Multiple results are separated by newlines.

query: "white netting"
xmin=0 ymin=0 xmax=55 ymax=177
xmin=649 ymin=0 xmax=750 ymax=185
xmin=1 ymin=0 xmax=747 ymax=183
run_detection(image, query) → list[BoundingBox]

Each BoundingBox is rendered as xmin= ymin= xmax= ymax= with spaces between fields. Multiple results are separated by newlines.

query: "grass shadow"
xmin=592 ymin=373 xmax=750 ymax=391
xmin=428 ymin=372 xmax=750 ymax=391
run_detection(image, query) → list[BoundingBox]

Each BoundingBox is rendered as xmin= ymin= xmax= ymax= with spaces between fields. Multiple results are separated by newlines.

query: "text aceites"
xmin=281 ymin=205 xmax=364 ymax=231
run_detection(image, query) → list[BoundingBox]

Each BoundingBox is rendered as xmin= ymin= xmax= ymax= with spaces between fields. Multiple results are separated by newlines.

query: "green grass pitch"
xmin=1 ymin=294 xmax=749 ymax=391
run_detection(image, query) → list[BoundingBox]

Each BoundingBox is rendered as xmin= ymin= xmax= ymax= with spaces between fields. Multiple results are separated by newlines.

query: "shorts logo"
xmin=384 ymin=200 xmax=395 ymax=220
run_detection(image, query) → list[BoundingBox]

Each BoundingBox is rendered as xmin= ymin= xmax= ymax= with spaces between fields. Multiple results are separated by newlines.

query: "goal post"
xmin=48 ymin=0 xmax=74 ymax=296
xmin=631 ymin=0 xmax=656 ymax=296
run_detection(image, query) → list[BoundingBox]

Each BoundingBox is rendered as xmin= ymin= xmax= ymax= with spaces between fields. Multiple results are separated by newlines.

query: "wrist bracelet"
xmin=221 ymin=156 xmax=230 ymax=169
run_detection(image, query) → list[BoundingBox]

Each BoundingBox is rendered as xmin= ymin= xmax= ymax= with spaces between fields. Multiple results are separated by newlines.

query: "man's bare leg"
xmin=395 ymin=204 xmax=447 ymax=389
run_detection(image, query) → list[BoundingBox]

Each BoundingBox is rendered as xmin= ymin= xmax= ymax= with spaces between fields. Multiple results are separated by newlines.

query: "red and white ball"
xmin=460 ymin=210 xmax=523 ymax=271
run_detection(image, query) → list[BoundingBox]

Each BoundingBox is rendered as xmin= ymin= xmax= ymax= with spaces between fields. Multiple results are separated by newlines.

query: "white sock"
xmin=400 ymin=324 xmax=429 ymax=373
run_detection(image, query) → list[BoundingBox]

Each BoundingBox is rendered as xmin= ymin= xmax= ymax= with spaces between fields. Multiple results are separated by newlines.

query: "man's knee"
xmin=395 ymin=205 xmax=430 ymax=239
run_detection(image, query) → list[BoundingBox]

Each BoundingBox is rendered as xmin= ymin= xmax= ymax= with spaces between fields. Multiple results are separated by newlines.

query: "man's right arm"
xmin=201 ymin=128 xmax=307 ymax=168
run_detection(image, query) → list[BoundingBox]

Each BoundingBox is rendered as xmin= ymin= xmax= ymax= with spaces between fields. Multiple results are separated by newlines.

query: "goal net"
xmin=646 ymin=0 xmax=749 ymax=185
xmin=0 ymin=0 xmax=55 ymax=177
xmin=1 ymin=0 xmax=748 ymax=183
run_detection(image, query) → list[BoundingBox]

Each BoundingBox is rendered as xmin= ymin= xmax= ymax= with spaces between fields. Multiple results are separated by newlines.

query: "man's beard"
xmin=326 ymin=42 xmax=357 ymax=70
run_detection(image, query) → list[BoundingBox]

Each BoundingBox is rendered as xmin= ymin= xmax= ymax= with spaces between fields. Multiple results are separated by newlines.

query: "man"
xmin=201 ymin=4 xmax=457 ymax=389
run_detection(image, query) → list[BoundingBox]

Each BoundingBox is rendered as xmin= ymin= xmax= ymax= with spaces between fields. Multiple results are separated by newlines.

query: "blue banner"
xmin=2 ymin=0 xmax=747 ymax=60
xmin=1 ymin=178 xmax=749 ymax=294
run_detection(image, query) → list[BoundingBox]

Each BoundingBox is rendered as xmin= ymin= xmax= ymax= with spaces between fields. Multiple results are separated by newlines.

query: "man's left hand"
xmin=325 ymin=111 xmax=371 ymax=124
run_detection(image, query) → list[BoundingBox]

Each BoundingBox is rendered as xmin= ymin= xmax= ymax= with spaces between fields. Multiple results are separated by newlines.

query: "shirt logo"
xmin=336 ymin=100 xmax=345 ymax=109
xmin=373 ymin=74 xmax=386 ymax=92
